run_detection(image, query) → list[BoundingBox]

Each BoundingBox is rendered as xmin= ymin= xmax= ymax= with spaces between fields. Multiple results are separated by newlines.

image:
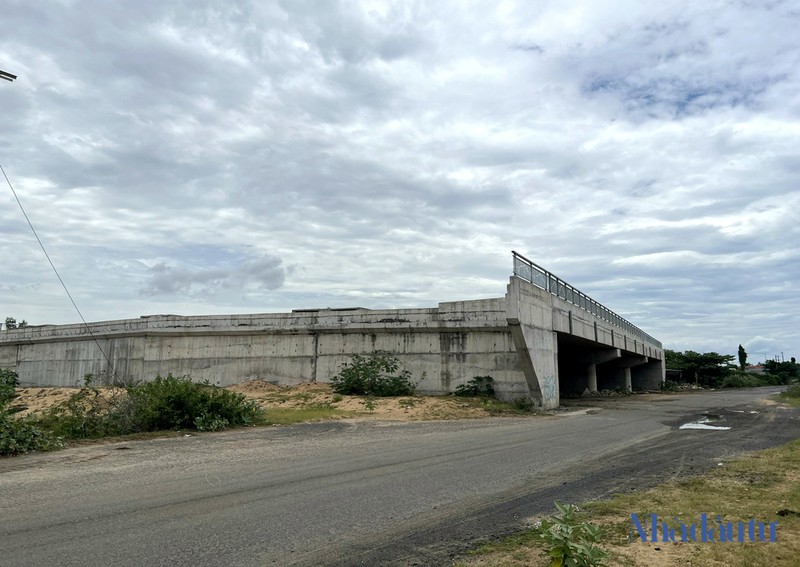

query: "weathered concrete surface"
xmin=0 ymin=277 xmax=664 ymax=406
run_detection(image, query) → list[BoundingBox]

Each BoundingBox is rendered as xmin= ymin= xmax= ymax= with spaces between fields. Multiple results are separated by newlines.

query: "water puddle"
xmin=680 ymin=413 xmax=731 ymax=431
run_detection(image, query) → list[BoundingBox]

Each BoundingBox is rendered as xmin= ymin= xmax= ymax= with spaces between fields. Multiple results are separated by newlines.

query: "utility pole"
xmin=0 ymin=68 xmax=17 ymax=82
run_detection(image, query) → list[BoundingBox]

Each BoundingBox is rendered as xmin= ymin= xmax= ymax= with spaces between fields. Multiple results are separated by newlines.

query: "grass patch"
xmin=459 ymin=440 xmax=800 ymax=566
xmin=457 ymin=396 xmax=538 ymax=416
xmin=779 ymin=384 xmax=800 ymax=407
xmin=262 ymin=406 xmax=356 ymax=425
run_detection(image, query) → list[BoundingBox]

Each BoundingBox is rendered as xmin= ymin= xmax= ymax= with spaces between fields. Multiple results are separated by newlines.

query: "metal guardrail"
xmin=512 ymin=251 xmax=662 ymax=348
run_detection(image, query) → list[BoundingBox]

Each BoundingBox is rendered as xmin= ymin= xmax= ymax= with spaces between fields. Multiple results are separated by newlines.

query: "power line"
xmin=1 ymin=162 xmax=117 ymax=377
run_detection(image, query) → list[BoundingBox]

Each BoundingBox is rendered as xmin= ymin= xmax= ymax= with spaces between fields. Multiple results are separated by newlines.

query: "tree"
xmin=664 ymin=349 xmax=734 ymax=387
xmin=738 ymin=344 xmax=747 ymax=371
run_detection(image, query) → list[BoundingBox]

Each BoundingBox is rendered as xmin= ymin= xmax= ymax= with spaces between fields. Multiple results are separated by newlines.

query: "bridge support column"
xmin=631 ymin=358 xmax=666 ymax=390
xmin=587 ymin=364 xmax=597 ymax=393
xmin=624 ymin=367 xmax=632 ymax=392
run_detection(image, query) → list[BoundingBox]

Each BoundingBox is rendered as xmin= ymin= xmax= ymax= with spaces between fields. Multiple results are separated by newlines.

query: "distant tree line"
xmin=665 ymin=347 xmax=798 ymax=388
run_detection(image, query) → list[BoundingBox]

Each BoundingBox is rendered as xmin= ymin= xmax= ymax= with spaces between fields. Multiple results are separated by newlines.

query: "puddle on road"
xmin=680 ymin=413 xmax=732 ymax=431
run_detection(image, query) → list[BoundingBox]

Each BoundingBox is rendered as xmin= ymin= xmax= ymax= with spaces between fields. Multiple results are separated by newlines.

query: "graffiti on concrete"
xmin=541 ymin=374 xmax=556 ymax=402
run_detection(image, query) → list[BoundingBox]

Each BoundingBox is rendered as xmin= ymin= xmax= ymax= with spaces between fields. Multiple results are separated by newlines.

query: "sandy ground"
xmin=8 ymin=381 xmax=526 ymax=421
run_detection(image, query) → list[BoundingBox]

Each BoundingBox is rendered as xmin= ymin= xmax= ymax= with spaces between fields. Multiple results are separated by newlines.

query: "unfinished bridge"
xmin=0 ymin=252 xmax=663 ymax=408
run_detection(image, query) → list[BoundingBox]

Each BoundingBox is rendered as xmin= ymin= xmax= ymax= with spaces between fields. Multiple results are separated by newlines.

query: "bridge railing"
xmin=512 ymin=251 xmax=662 ymax=348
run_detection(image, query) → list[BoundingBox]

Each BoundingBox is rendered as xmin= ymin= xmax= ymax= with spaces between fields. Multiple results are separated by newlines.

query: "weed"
xmin=661 ymin=379 xmax=681 ymax=392
xmin=362 ymin=397 xmax=376 ymax=411
xmin=331 ymin=394 xmax=343 ymax=403
xmin=535 ymin=502 xmax=609 ymax=567
xmin=330 ymin=352 xmax=416 ymax=396
xmin=454 ymin=375 xmax=495 ymax=397
xmin=511 ymin=397 xmax=534 ymax=411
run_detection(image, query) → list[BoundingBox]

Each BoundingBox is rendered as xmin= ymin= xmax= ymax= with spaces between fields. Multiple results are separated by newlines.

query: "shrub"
xmin=38 ymin=385 xmax=119 ymax=438
xmin=0 ymin=368 xmax=19 ymax=407
xmin=38 ymin=374 xmax=264 ymax=439
xmin=330 ymin=352 xmax=417 ymax=396
xmin=719 ymin=373 xmax=766 ymax=389
xmin=454 ymin=375 xmax=495 ymax=397
xmin=661 ymin=379 xmax=681 ymax=392
xmin=116 ymin=374 xmax=263 ymax=432
xmin=535 ymin=502 xmax=609 ymax=567
xmin=511 ymin=397 xmax=534 ymax=411
xmin=0 ymin=368 xmax=61 ymax=456
xmin=1 ymin=411 xmax=62 ymax=456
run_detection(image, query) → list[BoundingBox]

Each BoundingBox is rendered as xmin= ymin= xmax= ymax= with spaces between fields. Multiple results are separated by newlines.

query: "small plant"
xmin=534 ymin=502 xmax=609 ymax=567
xmin=661 ymin=379 xmax=681 ymax=392
xmin=454 ymin=375 xmax=495 ymax=397
xmin=330 ymin=352 xmax=416 ymax=396
xmin=511 ymin=397 xmax=534 ymax=411
xmin=362 ymin=397 xmax=376 ymax=412
xmin=193 ymin=413 xmax=230 ymax=432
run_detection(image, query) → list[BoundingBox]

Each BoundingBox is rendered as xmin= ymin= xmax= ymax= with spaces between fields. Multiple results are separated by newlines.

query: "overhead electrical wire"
xmin=1 ymin=162 xmax=117 ymax=378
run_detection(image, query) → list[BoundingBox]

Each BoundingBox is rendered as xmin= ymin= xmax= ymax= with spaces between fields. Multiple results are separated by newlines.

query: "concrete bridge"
xmin=0 ymin=253 xmax=663 ymax=408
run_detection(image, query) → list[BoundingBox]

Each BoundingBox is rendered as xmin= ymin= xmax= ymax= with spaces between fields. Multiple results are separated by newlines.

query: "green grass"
xmin=779 ymin=384 xmax=800 ymax=407
xmin=457 ymin=396 xmax=538 ymax=415
xmin=262 ymin=406 xmax=356 ymax=425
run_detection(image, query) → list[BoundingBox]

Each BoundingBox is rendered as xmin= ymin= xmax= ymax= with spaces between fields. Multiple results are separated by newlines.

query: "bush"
xmin=1 ymin=368 xmax=61 ymax=456
xmin=454 ymin=375 xmax=495 ymax=397
xmin=330 ymin=352 xmax=416 ymax=396
xmin=719 ymin=373 xmax=766 ymax=389
xmin=780 ymin=384 xmax=800 ymax=400
xmin=120 ymin=374 xmax=262 ymax=432
xmin=37 ymin=385 xmax=120 ymax=439
xmin=0 ymin=368 xmax=19 ymax=407
xmin=1 ymin=411 xmax=62 ymax=456
xmin=38 ymin=374 xmax=264 ymax=439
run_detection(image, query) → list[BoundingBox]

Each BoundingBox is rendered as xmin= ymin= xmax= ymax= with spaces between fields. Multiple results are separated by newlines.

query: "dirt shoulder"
xmin=9 ymin=380 xmax=542 ymax=422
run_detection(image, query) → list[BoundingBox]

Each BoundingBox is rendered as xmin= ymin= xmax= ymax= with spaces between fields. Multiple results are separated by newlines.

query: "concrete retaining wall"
xmin=0 ymin=277 xmax=665 ymax=407
xmin=0 ymin=297 xmax=532 ymax=400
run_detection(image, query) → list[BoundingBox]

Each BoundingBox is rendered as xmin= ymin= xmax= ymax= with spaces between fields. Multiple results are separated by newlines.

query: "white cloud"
xmin=1 ymin=0 xmax=799 ymax=360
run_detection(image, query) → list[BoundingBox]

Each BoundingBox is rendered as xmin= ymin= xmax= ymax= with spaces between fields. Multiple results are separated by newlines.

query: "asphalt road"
xmin=1 ymin=387 xmax=797 ymax=566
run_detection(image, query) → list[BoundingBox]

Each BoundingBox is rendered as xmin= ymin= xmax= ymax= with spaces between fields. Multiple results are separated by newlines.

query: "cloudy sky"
xmin=1 ymin=1 xmax=798 ymax=362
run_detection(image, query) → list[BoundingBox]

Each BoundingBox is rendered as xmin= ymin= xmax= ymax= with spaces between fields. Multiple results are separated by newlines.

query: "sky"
xmin=1 ymin=1 xmax=798 ymax=363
